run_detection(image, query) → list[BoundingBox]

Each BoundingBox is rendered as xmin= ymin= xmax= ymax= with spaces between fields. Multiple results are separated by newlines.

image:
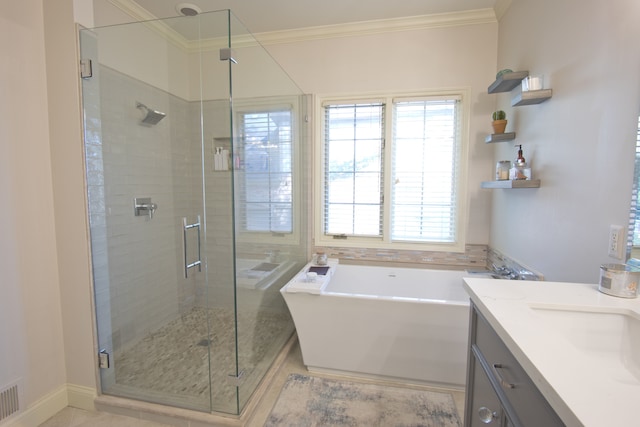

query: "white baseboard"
xmin=66 ymin=384 xmax=96 ymax=412
xmin=2 ymin=384 xmax=96 ymax=427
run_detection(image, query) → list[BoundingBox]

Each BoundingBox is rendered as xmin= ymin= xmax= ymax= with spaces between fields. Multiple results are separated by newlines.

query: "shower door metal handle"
xmin=183 ymin=216 xmax=202 ymax=278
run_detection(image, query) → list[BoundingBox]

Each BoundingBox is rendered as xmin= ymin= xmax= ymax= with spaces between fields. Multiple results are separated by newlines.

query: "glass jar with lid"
xmin=495 ymin=160 xmax=511 ymax=180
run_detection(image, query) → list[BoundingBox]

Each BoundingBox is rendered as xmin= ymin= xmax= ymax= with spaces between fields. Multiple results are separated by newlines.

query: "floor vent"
xmin=0 ymin=383 xmax=20 ymax=421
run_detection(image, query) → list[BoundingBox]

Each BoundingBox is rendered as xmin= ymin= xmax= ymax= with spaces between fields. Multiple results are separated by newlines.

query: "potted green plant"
xmin=492 ymin=110 xmax=507 ymax=134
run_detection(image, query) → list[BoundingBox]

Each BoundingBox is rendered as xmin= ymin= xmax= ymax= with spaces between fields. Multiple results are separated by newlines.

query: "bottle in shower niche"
xmin=214 ymin=147 xmax=229 ymax=171
xmin=221 ymin=149 xmax=229 ymax=170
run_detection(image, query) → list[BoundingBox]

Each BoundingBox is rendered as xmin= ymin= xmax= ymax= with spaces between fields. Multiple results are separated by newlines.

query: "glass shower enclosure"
xmin=79 ymin=10 xmax=308 ymax=415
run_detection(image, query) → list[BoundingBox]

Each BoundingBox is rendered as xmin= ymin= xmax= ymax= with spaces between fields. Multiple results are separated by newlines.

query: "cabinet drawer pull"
xmin=478 ymin=406 xmax=499 ymax=424
xmin=492 ymin=363 xmax=515 ymax=389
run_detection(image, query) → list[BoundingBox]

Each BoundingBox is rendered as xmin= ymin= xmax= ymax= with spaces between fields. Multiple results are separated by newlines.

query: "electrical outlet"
xmin=608 ymin=225 xmax=624 ymax=259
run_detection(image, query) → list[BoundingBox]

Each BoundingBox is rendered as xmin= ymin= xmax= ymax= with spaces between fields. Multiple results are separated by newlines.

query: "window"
xmin=317 ymin=92 xmax=468 ymax=251
xmin=630 ymin=115 xmax=640 ymax=251
xmin=237 ymin=107 xmax=293 ymax=234
xmin=391 ymin=98 xmax=459 ymax=243
xmin=323 ymin=103 xmax=384 ymax=236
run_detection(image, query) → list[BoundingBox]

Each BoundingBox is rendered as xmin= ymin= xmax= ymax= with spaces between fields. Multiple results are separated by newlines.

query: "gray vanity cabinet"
xmin=468 ymin=354 xmax=510 ymax=426
xmin=464 ymin=303 xmax=565 ymax=427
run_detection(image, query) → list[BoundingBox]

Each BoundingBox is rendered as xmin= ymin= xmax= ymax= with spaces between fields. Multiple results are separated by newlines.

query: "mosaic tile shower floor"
xmin=109 ymin=306 xmax=292 ymax=411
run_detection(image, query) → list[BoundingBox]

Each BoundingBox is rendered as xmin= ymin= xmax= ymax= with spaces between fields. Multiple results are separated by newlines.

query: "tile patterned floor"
xmin=39 ymin=341 xmax=466 ymax=427
xmin=109 ymin=306 xmax=292 ymax=413
xmin=38 ymin=406 xmax=173 ymax=427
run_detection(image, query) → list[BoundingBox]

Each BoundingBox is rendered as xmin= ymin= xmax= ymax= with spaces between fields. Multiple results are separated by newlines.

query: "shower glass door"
xmin=226 ymin=14 xmax=307 ymax=410
xmin=80 ymin=9 xmax=307 ymax=416
xmin=81 ymin=11 xmax=236 ymax=414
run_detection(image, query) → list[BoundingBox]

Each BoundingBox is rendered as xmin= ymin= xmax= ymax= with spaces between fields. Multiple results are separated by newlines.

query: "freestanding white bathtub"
xmin=280 ymin=263 xmax=473 ymax=388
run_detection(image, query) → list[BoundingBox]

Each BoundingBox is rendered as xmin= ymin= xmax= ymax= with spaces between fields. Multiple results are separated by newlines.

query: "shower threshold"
xmin=95 ymin=333 xmax=297 ymax=425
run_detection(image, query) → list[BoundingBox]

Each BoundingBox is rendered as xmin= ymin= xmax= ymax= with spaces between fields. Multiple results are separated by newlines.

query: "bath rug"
xmin=265 ymin=373 xmax=461 ymax=427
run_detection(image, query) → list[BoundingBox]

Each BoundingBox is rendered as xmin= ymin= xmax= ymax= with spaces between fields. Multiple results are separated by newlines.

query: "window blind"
xmin=391 ymin=98 xmax=460 ymax=242
xmin=323 ymin=103 xmax=384 ymax=237
xmin=238 ymin=109 xmax=293 ymax=233
xmin=320 ymin=95 xmax=463 ymax=246
xmin=632 ymin=116 xmax=640 ymax=247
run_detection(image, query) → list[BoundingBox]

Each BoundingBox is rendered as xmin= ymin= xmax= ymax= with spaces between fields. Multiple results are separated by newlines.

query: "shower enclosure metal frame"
xmin=79 ymin=9 xmax=308 ymax=416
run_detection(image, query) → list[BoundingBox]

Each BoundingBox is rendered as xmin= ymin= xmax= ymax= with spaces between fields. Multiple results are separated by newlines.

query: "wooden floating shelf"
xmin=481 ymin=179 xmax=541 ymax=189
xmin=512 ymin=89 xmax=553 ymax=106
xmin=488 ymin=71 xmax=529 ymax=93
xmin=485 ymin=132 xmax=516 ymax=143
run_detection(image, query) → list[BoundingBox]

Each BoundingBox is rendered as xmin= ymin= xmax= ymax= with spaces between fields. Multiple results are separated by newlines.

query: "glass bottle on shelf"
xmin=496 ymin=160 xmax=511 ymax=180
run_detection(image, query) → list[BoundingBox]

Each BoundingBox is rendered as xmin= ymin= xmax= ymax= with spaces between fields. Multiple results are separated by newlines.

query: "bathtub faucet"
xmin=491 ymin=264 xmax=520 ymax=280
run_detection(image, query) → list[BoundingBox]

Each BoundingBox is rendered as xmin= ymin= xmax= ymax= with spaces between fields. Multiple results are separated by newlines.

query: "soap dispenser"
xmin=509 ymin=145 xmax=532 ymax=180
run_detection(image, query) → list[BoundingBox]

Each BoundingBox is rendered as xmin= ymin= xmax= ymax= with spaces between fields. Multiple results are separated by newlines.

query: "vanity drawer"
xmin=472 ymin=308 xmax=564 ymax=426
xmin=468 ymin=354 xmax=507 ymax=426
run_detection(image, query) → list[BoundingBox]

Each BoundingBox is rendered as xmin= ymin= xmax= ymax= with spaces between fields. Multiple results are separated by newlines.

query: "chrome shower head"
xmin=136 ymin=102 xmax=166 ymax=125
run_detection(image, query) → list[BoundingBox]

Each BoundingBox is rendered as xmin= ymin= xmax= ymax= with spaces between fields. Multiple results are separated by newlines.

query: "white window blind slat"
xmin=632 ymin=116 xmax=640 ymax=246
xmin=391 ymin=99 xmax=460 ymax=242
xmin=321 ymin=95 xmax=462 ymax=245
xmin=323 ymin=103 xmax=384 ymax=237
xmin=238 ymin=109 xmax=294 ymax=233
xmin=392 ymin=94 xmax=462 ymax=103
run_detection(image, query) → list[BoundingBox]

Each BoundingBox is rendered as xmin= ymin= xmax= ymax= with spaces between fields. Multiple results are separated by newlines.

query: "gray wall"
xmin=490 ymin=0 xmax=640 ymax=282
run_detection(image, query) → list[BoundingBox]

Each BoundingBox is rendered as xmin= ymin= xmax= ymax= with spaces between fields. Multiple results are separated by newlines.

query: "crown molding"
xmin=104 ymin=1 xmax=498 ymax=52
xmin=255 ymin=9 xmax=497 ymax=46
xmin=494 ymin=0 xmax=513 ymax=21
xmin=108 ymin=0 xmax=155 ymax=21
xmin=106 ymin=0 xmax=191 ymax=50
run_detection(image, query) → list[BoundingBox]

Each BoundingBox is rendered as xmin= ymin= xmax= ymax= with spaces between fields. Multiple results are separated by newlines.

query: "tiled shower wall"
xmin=86 ymin=65 xmax=235 ymax=361
xmin=85 ymin=63 xmax=308 ymax=365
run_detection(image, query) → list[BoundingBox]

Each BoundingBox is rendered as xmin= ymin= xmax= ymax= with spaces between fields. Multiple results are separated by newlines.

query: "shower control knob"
xmin=148 ymin=202 xmax=157 ymax=219
xmin=478 ymin=406 xmax=498 ymax=424
xmin=134 ymin=197 xmax=158 ymax=219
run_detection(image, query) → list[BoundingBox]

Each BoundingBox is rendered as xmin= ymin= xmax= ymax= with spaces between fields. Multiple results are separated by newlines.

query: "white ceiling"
xmin=131 ymin=0 xmax=501 ymax=34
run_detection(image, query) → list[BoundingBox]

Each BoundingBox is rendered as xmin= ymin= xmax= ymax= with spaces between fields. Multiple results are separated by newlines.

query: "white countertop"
xmin=463 ymin=278 xmax=640 ymax=427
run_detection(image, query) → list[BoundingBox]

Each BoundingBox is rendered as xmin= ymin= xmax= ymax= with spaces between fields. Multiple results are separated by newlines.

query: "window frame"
xmin=232 ymin=96 xmax=303 ymax=246
xmin=314 ymin=90 xmax=470 ymax=252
